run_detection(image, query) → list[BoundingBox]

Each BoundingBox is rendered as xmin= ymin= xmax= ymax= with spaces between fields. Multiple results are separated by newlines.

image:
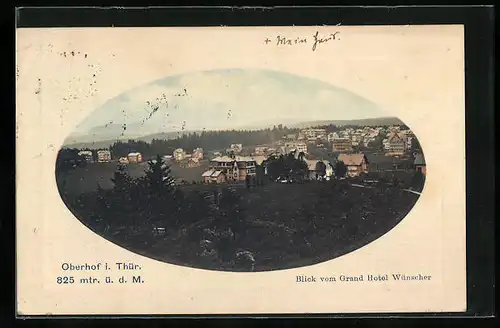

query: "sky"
xmin=73 ymin=68 xmax=389 ymax=136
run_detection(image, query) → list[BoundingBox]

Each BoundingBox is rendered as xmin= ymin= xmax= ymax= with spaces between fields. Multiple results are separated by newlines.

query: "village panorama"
xmin=56 ymin=121 xmax=426 ymax=272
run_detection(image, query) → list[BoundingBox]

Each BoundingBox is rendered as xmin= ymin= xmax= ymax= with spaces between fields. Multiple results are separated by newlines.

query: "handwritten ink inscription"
xmin=264 ymin=31 xmax=340 ymax=51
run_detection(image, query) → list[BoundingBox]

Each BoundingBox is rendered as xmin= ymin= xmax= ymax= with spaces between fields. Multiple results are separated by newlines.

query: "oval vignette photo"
xmin=55 ymin=69 xmax=426 ymax=272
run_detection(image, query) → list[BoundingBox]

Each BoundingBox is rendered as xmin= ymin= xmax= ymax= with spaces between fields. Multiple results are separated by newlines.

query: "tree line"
xmin=108 ymin=127 xmax=305 ymax=159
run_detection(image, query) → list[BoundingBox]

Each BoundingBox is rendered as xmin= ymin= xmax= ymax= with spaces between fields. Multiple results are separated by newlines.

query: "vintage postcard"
xmin=16 ymin=25 xmax=466 ymax=315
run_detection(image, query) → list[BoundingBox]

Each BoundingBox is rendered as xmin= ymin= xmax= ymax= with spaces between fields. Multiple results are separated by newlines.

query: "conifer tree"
xmin=143 ymin=154 xmax=175 ymax=196
xmin=111 ymin=164 xmax=133 ymax=194
xmin=135 ymin=154 xmax=179 ymax=227
xmin=334 ymin=161 xmax=347 ymax=178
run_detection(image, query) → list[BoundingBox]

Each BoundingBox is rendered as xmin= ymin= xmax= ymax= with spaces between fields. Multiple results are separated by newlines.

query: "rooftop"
xmin=387 ymin=132 xmax=406 ymax=142
xmin=414 ymin=154 xmax=426 ymax=165
xmin=202 ymin=170 xmax=224 ymax=177
xmin=211 ymin=156 xmax=257 ymax=163
xmin=338 ymin=153 xmax=367 ymax=166
xmin=304 ymin=159 xmax=332 ymax=171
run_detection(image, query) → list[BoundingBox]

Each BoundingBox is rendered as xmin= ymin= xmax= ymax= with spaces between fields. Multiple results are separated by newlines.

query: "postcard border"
xmin=10 ymin=5 xmax=495 ymax=321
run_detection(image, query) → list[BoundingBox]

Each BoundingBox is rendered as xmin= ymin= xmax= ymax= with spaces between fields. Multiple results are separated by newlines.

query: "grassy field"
xmin=57 ymin=160 xmax=211 ymax=195
xmin=61 ymin=177 xmax=420 ymax=272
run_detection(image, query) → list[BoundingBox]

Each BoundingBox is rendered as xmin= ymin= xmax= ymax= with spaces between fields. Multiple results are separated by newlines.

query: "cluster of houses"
xmin=77 ymin=150 xmax=94 ymax=162
xmin=227 ymin=144 xmax=243 ymax=154
xmin=202 ymin=155 xmax=260 ymax=184
xmin=328 ymin=127 xmax=382 ymax=148
xmin=200 ymin=152 xmax=375 ymax=185
xmin=76 ymin=146 xmax=206 ymax=167
xmin=194 ymin=125 xmax=417 ymax=167
xmin=77 ymin=149 xmax=145 ymax=165
xmin=171 ymin=147 xmax=204 ymax=168
xmin=328 ymin=125 xmax=415 ymax=156
xmin=77 ymin=149 xmax=112 ymax=163
xmin=252 ymin=142 xmax=308 ymax=157
xmin=298 ymin=128 xmax=328 ymax=142
xmin=200 ymin=148 xmax=426 ymax=185
xmin=119 ymin=152 xmax=143 ymax=164
xmin=278 ymin=125 xmax=416 ymax=157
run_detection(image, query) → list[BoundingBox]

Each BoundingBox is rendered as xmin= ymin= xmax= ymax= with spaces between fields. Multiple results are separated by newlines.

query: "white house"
xmin=173 ymin=148 xmax=186 ymax=161
xmin=127 ymin=152 xmax=143 ymax=163
xmin=192 ymin=148 xmax=204 ymax=160
xmin=97 ymin=150 xmax=111 ymax=163
xmin=78 ymin=150 xmax=93 ymax=163
xmin=230 ymin=144 xmax=243 ymax=153
xmin=304 ymin=159 xmax=334 ymax=180
xmin=285 ymin=141 xmax=308 ymax=154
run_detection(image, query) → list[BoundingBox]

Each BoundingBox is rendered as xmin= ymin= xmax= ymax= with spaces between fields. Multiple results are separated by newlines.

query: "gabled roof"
xmin=387 ymin=132 xmax=406 ymax=143
xmin=338 ymin=153 xmax=367 ymax=166
xmin=332 ymin=138 xmax=351 ymax=142
xmin=202 ymin=170 xmax=225 ymax=177
xmin=211 ymin=156 xmax=257 ymax=163
xmin=202 ymin=170 xmax=215 ymax=177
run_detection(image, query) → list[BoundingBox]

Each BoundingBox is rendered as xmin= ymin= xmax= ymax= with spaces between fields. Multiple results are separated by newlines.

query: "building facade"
xmin=202 ymin=155 xmax=257 ymax=183
xmin=192 ymin=148 xmax=204 ymax=160
xmin=254 ymin=146 xmax=269 ymax=156
xmin=127 ymin=152 xmax=142 ymax=163
xmin=332 ymin=138 xmax=353 ymax=152
xmin=299 ymin=128 xmax=327 ymax=141
xmin=97 ymin=150 xmax=111 ymax=163
xmin=304 ymin=159 xmax=334 ymax=180
xmin=202 ymin=170 xmax=227 ymax=184
xmin=285 ymin=141 xmax=308 ymax=154
xmin=386 ymin=133 xmax=407 ymax=156
xmin=230 ymin=144 xmax=243 ymax=154
xmin=414 ymin=154 xmax=426 ymax=175
xmin=406 ymin=136 xmax=414 ymax=150
xmin=78 ymin=150 xmax=93 ymax=163
xmin=337 ymin=153 xmax=369 ymax=177
xmin=327 ymin=132 xmax=340 ymax=142
xmin=173 ymin=148 xmax=186 ymax=161
xmin=179 ymin=157 xmax=200 ymax=168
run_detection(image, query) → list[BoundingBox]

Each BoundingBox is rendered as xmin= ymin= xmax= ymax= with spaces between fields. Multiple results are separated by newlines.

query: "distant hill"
xmin=291 ymin=117 xmax=404 ymax=128
xmin=63 ymin=131 xmax=197 ymax=150
xmin=62 ymin=116 xmax=405 ymax=149
xmin=136 ymin=131 xmax=200 ymax=143
xmin=62 ymin=139 xmax=122 ymax=150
